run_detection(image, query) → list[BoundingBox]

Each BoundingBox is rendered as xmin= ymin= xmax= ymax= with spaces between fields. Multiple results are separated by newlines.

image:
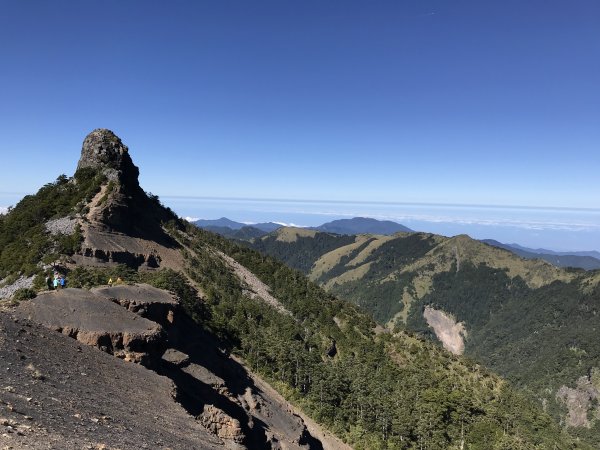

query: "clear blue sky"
xmin=1 ymin=0 xmax=599 ymax=210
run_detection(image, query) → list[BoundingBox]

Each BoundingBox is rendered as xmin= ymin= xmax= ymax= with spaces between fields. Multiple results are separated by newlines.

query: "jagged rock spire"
xmin=77 ymin=129 xmax=139 ymax=185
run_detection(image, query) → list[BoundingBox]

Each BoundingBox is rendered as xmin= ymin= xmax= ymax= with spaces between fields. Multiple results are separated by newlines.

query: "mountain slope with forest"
xmin=0 ymin=129 xmax=588 ymax=449
xmin=250 ymin=227 xmax=600 ymax=443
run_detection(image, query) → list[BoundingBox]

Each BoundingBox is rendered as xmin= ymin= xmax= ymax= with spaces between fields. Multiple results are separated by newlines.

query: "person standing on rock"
xmin=108 ymin=277 xmax=113 ymax=287
xmin=53 ymin=275 xmax=59 ymax=290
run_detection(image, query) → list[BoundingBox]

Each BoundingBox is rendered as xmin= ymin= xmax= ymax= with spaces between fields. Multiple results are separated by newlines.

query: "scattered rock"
xmin=45 ymin=217 xmax=78 ymax=236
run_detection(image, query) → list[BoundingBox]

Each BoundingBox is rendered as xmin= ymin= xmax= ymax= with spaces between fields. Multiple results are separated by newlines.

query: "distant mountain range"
xmin=313 ymin=217 xmax=412 ymax=235
xmin=506 ymin=242 xmax=600 ymax=260
xmin=193 ymin=217 xmax=599 ymax=270
xmin=193 ymin=217 xmax=281 ymax=232
xmin=482 ymin=239 xmax=600 ymax=270
xmin=193 ymin=216 xmax=412 ymax=238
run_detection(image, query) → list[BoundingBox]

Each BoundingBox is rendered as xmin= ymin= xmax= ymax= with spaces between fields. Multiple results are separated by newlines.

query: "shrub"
xmin=12 ymin=288 xmax=37 ymax=301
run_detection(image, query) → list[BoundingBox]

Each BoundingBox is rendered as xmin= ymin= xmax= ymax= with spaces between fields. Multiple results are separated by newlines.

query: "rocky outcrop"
xmin=14 ymin=288 xmax=166 ymax=368
xmin=73 ymin=225 xmax=184 ymax=271
xmin=80 ymin=246 xmax=160 ymax=267
xmin=92 ymin=283 xmax=179 ymax=328
xmin=199 ymin=405 xmax=244 ymax=444
xmin=77 ymin=128 xmax=139 ymax=186
xmin=75 ymin=129 xmax=179 ymax=247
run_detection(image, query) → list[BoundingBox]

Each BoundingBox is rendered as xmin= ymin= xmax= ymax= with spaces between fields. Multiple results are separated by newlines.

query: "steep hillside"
xmin=251 ymin=227 xmax=600 ymax=443
xmin=0 ymin=129 xmax=588 ymax=449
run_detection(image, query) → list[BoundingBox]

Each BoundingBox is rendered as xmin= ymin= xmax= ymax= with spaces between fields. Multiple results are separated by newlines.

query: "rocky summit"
xmin=76 ymin=129 xmax=176 ymax=246
xmin=77 ymin=128 xmax=139 ymax=185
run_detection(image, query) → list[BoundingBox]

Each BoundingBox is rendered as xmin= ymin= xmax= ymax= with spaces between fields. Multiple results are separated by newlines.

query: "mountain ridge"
xmin=0 ymin=129 xmax=588 ymax=449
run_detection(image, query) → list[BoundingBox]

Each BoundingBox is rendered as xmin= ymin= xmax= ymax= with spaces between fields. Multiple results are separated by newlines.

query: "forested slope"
xmin=250 ymin=227 xmax=600 ymax=444
xmin=175 ymin=225 xmax=583 ymax=449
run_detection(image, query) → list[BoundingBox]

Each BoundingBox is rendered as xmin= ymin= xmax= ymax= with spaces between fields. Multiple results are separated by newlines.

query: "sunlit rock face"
xmin=77 ymin=128 xmax=139 ymax=186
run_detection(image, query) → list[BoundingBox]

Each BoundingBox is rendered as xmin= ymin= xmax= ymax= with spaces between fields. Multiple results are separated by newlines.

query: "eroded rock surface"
xmin=92 ymin=283 xmax=179 ymax=327
xmin=14 ymin=288 xmax=165 ymax=367
xmin=200 ymin=405 xmax=244 ymax=444
xmin=423 ymin=306 xmax=467 ymax=355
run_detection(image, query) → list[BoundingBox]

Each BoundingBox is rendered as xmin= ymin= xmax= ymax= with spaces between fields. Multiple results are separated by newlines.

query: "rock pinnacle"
xmin=77 ymin=128 xmax=139 ymax=184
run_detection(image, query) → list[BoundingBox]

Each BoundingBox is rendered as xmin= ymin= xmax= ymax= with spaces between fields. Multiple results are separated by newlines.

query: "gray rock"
xmin=76 ymin=128 xmax=139 ymax=185
xmin=45 ymin=217 xmax=78 ymax=236
xmin=0 ymin=276 xmax=35 ymax=300
xmin=14 ymin=288 xmax=166 ymax=368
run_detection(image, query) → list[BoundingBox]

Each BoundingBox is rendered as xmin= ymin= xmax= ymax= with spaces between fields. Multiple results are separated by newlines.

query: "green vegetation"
xmin=248 ymin=228 xmax=600 ymax=446
xmin=252 ymin=232 xmax=356 ymax=273
xmin=406 ymin=262 xmax=600 ymax=441
xmin=11 ymin=287 xmax=37 ymax=301
xmin=252 ymin=232 xmax=436 ymax=323
xmin=1 ymin=175 xmax=593 ymax=447
xmin=177 ymin=226 xmax=583 ymax=449
xmin=0 ymin=168 xmax=105 ymax=278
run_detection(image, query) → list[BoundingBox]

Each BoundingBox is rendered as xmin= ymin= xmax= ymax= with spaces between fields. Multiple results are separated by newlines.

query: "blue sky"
xmin=1 ymin=1 xmax=599 ymax=249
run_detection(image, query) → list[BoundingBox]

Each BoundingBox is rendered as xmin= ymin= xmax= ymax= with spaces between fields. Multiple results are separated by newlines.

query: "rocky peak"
xmin=76 ymin=128 xmax=178 ymax=247
xmin=77 ymin=128 xmax=139 ymax=186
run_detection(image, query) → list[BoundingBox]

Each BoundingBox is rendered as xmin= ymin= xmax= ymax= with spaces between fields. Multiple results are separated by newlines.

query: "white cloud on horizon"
xmin=273 ymin=221 xmax=307 ymax=228
xmin=183 ymin=216 xmax=200 ymax=222
xmin=271 ymin=209 xmax=600 ymax=233
xmin=0 ymin=206 xmax=8 ymax=215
